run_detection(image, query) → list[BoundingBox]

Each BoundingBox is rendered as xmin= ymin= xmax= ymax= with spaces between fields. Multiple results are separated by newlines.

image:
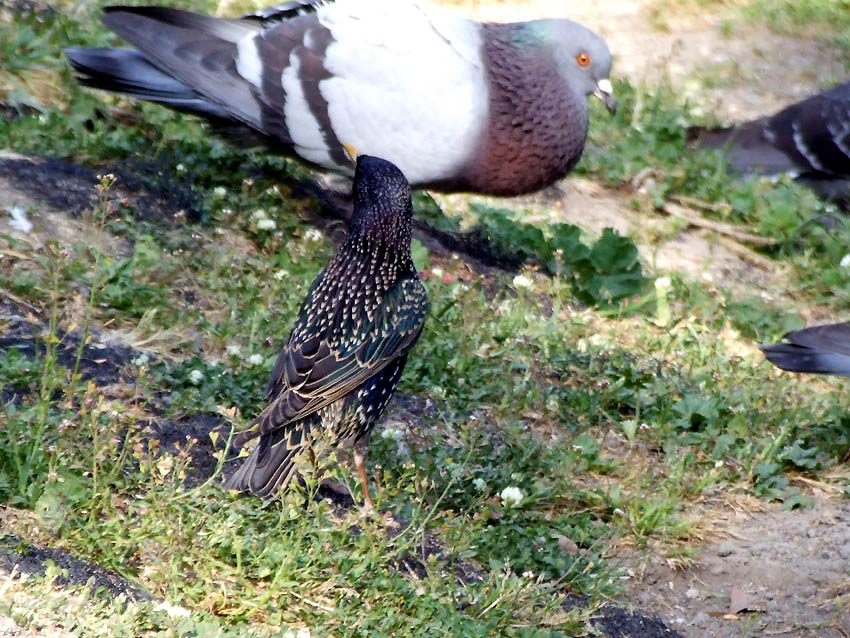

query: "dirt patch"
xmin=0 ymin=151 xmax=201 ymax=224
xmin=0 ymin=535 xmax=152 ymax=602
xmin=623 ymin=492 xmax=850 ymax=637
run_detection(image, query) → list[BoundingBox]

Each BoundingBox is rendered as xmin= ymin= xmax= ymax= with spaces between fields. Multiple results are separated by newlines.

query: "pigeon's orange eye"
xmin=577 ymin=53 xmax=590 ymax=67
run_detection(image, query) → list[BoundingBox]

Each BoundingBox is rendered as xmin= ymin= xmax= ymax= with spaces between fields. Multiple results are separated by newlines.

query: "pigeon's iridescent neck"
xmin=445 ymin=22 xmax=588 ymax=196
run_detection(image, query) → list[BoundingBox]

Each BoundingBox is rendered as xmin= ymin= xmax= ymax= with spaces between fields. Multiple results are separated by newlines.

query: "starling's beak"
xmin=342 ymin=143 xmax=360 ymax=163
xmin=593 ymin=78 xmax=617 ymax=114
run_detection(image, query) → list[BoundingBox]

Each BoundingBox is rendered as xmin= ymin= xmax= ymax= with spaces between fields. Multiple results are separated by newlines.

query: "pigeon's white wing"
xmin=298 ymin=0 xmax=488 ymax=180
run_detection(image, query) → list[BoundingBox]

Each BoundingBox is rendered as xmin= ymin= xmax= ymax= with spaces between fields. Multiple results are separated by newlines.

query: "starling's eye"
xmin=577 ymin=53 xmax=590 ymax=67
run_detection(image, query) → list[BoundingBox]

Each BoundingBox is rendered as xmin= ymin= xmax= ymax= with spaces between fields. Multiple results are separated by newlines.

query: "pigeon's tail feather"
xmin=760 ymin=322 xmax=850 ymax=376
xmin=692 ymin=122 xmax=800 ymax=175
xmin=91 ymin=6 xmax=267 ymax=133
xmin=66 ymin=48 xmax=230 ymax=119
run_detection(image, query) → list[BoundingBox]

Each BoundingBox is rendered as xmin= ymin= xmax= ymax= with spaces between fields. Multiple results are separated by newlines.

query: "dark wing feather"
xmin=761 ymin=322 xmax=850 ymax=376
xmin=99 ymin=6 xmax=266 ymax=132
xmin=242 ymin=0 xmax=326 ymax=22
xmin=695 ymin=81 xmax=850 ymax=178
xmin=249 ymin=275 xmax=428 ymax=440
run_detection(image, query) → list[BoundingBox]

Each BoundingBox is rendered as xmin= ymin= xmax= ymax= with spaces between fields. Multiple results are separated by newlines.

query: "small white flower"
xmin=304 ymin=228 xmax=323 ymax=242
xmin=841 ymin=254 xmax=850 ymax=269
xmin=381 ymin=427 xmax=403 ymax=440
xmin=274 ymin=269 xmax=289 ymax=281
xmin=226 ymin=345 xmax=242 ymax=357
xmin=510 ymin=472 xmax=522 ymax=482
xmin=431 ymin=267 xmax=444 ymax=278
xmin=246 ymin=354 xmax=263 ymax=366
xmin=132 ymin=354 xmax=149 ymax=367
xmin=176 ymin=163 xmax=186 ymax=172
xmin=512 ymin=274 xmax=533 ymax=289
xmin=714 ymin=460 xmax=724 ymax=468
xmin=251 ymin=208 xmax=268 ymax=220
xmin=265 ymin=185 xmax=280 ymax=196
xmin=257 ymin=218 xmax=276 ymax=230
xmin=212 ymin=186 xmax=226 ymax=198
xmin=7 ymin=205 xmax=33 ymax=234
xmin=473 ymin=478 xmax=487 ymax=492
xmin=500 ymin=486 xmax=524 ymax=508
xmin=154 ymin=602 xmax=191 ymax=618
xmin=654 ymin=276 xmax=672 ymax=290
xmin=188 ymin=369 xmax=204 ymax=384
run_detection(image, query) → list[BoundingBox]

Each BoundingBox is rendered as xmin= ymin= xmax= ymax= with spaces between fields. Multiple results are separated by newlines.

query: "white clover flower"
xmin=841 ymin=254 xmax=850 ymax=269
xmin=226 ymin=345 xmax=242 ymax=357
xmin=654 ymin=275 xmax=672 ymax=290
xmin=381 ymin=427 xmax=403 ymax=440
xmin=274 ymin=269 xmax=289 ymax=281
xmin=212 ymin=186 xmax=227 ymax=198
xmin=251 ymin=208 xmax=268 ymax=220
xmin=246 ymin=353 xmax=263 ymax=366
xmin=7 ymin=205 xmax=33 ymax=233
xmin=132 ymin=354 xmax=149 ymax=367
xmin=304 ymin=228 xmax=323 ymax=242
xmin=431 ymin=266 xmax=444 ymax=278
xmin=512 ymin=273 xmax=533 ymax=289
xmin=188 ymin=369 xmax=204 ymax=384
xmin=473 ymin=478 xmax=487 ymax=492
xmin=257 ymin=218 xmax=276 ymax=230
xmin=500 ymin=486 xmax=524 ymax=508
xmin=154 ymin=602 xmax=191 ymax=618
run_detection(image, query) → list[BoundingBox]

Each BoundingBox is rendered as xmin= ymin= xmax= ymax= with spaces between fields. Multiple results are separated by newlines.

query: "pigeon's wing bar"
xmin=242 ymin=0 xmax=326 ymax=22
xmin=250 ymin=276 xmax=428 ymax=439
xmin=764 ymin=82 xmax=850 ymax=176
xmin=760 ymin=321 xmax=850 ymax=376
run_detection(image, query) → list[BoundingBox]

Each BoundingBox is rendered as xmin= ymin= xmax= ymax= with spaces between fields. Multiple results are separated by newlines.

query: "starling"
xmin=761 ymin=321 xmax=850 ymax=376
xmin=225 ymin=154 xmax=429 ymax=507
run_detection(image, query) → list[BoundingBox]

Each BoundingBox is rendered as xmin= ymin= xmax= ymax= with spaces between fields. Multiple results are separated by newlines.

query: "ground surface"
xmin=1 ymin=0 xmax=849 ymax=636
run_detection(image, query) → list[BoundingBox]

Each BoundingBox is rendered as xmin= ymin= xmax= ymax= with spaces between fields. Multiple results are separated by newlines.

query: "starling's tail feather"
xmin=66 ymin=47 xmax=230 ymax=120
xmin=225 ymin=422 xmax=313 ymax=500
xmin=760 ymin=322 xmax=850 ymax=376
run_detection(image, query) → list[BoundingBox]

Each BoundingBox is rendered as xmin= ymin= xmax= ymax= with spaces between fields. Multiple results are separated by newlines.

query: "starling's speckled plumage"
xmin=761 ymin=321 xmax=850 ymax=376
xmin=225 ymin=155 xmax=428 ymax=502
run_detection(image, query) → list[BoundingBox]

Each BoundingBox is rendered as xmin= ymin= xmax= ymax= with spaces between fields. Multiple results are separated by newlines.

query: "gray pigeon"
xmin=761 ymin=321 xmax=850 ymax=376
xmin=65 ymin=0 xmax=615 ymax=196
xmin=694 ymin=82 xmax=850 ymax=202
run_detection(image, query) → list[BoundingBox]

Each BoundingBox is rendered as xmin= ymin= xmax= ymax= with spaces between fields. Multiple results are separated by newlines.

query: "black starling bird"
xmin=225 ymin=154 xmax=429 ymax=507
xmin=761 ymin=321 xmax=850 ymax=376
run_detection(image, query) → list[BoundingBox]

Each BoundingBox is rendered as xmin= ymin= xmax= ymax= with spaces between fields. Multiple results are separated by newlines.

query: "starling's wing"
xmin=251 ymin=275 xmax=428 ymax=439
xmin=760 ymin=321 xmax=850 ymax=376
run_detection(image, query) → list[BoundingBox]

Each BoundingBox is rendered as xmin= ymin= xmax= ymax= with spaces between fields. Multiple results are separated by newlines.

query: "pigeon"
xmin=760 ymin=321 xmax=850 ymax=376
xmin=65 ymin=0 xmax=615 ymax=196
xmin=694 ymin=81 xmax=850 ymax=202
xmin=225 ymin=153 xmax=429 ymax=507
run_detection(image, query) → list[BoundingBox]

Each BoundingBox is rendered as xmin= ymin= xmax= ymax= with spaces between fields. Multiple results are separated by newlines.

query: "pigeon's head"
xmin=545 ymin=20 xmax=616 ymax=113
xmin=350 ymin=153 xmax=413 ymax=237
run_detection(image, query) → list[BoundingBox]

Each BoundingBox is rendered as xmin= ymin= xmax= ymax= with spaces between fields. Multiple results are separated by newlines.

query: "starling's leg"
xmin=353 ymin=449 xmax=374 ymax=512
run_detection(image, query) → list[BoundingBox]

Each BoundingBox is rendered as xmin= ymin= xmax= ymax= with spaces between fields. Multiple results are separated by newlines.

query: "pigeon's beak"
xmin=593 ymin=78 xmax=617 ymax=114
xmin=342 ymin=143 xmax=360 ymax=162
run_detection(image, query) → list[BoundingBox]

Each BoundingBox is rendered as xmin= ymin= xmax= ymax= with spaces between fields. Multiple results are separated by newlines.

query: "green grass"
xmin=1 ymin=1 xmax=850 ymax=636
